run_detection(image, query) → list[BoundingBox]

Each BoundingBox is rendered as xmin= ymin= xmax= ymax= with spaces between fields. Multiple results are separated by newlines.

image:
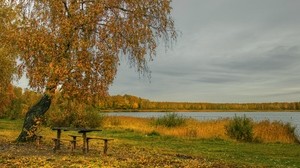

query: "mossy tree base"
xmin=16 ymin=94 xmax=51 ymax=142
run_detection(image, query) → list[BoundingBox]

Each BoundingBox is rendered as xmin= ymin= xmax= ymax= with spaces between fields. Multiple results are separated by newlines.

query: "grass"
xmin=0 ymin=118 xmax=300 ymax=167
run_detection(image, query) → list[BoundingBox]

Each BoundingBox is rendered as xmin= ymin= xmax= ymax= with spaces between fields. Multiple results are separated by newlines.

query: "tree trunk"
xmin=16 ymin=94 xmax=51 ymax=142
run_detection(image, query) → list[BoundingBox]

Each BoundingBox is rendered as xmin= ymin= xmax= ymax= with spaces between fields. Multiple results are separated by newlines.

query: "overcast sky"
xmin=109 ymin=0 xmax=300 ymax=103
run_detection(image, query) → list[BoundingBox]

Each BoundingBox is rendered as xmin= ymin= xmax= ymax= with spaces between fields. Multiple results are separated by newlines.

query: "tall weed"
xmin=254 ymin=120 xmax=299 ymax=143
xmin=154 ymin=113 xmax=186 ymax=128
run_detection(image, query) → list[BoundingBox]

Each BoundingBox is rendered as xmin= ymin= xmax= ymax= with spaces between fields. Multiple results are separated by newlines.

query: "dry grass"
xmin=104 ymin=116 xmax=229 ymax=139
xmin=103 ymin=116 xmax=298 ymax=143
xmin=254 ymin=120 xmax=298 ymax=143
xmin=104 ymin=116 xmax=152 ymax=133
xmin=153 ymin=119 xmax=229 ymax=139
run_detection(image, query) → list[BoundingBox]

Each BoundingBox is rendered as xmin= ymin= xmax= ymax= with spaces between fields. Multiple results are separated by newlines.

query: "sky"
xmin=108 ymin=0 xmax=300 ymax=103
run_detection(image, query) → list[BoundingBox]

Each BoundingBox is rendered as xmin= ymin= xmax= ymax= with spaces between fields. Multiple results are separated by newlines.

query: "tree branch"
xmin=61 ymin=0 xmax=71 ymax=17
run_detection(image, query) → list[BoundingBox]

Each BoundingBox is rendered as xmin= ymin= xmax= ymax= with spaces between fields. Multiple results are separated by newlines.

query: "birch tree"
xmin=4 ymin=0 xmax=177 ymax=142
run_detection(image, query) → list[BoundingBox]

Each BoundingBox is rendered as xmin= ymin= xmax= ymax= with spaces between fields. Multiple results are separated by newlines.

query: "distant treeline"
xmin=100 ymin=95 xmax=300 ymax=112
xmin=1 ymin=85 xmax=299 ymax=120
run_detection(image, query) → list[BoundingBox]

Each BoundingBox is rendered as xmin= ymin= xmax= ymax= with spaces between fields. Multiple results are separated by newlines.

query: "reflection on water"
xmin=105 ymin=111 xmax=300 ymax=136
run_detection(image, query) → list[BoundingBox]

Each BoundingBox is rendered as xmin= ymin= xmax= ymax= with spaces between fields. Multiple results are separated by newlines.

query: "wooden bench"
xmin=68 ymin=135 xmax=82 ymax=150
xmin=86 ymin=137 xmax=114 ymax=155
xmin=52 ymin=138 xmax=77 ymax=152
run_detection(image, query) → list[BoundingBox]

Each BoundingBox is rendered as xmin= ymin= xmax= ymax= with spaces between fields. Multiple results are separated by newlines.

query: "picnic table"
xmin=51 ymin=127 xmax=102 ymax=153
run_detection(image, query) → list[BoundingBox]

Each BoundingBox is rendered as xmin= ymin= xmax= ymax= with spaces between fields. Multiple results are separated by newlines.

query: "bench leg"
xmin=83 ymin=133 xmax=88 ymax=154
xmin=86 ymin=138 xmax=90 ymax=152
xmin=36 ymin=136 xmax=42 ymax=148
xmin=70 ymin=137 xmax=77 ymax=149
xmin=70 ymin=140 xmax=76 ymax=151
xmin=52 ymin=139 xmax=58 ymax=153
xmin=70 ymin=140 xmax=76 ymax=152
xmin=73 ymin=140 xmax=77 ymax=149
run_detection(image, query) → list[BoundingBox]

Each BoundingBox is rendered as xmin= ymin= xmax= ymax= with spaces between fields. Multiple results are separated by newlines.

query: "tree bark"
xmin=16 ymin=94 xmax=51 ymax=142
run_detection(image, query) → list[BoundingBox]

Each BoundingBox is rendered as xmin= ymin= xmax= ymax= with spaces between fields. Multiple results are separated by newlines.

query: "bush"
xmin=46 ymin=101 xmax=105 ymax=128
xmin=225 ymin=115 xmax=253 ymax=142
xmin=72 ymin=109 xmax=105 ymax=128
xmin=147 ymin=130 xmax=160 ymax=136
xmin=154 ymin=113 xmax=186 ymax=128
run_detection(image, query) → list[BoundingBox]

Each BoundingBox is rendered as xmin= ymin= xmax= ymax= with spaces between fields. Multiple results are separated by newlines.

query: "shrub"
xmin=154 ymin=113 xmax=186 ymax=128
xmin=225 ymin=115 xmax=253 ymax=142
xmin=147 ymin=130 xmax=160 ymax=136
xmin=46 ymin=108 xmax=74 ymax=127
xmin=72 ymin=109 xmax=105 ymax=128
xmin=46 ymin=101 xmax=105 ymax=128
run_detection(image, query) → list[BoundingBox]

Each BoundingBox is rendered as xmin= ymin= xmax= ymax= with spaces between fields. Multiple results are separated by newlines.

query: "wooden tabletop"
xmin=78 ymin=129 xmax=102 ymax=133
xmin=51 ymin=127 xmax=101 ymax=132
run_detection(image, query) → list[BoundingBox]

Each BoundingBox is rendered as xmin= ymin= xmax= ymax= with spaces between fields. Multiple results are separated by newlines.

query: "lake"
xmin=105 ymin=111 xmax=300 ymax=136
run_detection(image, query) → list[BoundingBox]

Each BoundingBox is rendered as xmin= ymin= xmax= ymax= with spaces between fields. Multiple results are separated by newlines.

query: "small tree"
xmin=3 ymin=0 xmax=177 ymax=142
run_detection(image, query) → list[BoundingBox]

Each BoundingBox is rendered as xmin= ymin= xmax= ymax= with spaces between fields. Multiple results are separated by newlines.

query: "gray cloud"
xmin=217 ymin=46 xmax=300 ymax=73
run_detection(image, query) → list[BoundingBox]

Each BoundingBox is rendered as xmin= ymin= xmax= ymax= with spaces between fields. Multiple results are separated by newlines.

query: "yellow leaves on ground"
xmin=0 ymin=141 xmax=231 ymax=168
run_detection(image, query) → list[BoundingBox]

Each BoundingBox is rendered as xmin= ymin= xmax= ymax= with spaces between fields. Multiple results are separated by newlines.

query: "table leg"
xmin=82 ymin=132 xmax=87 ymax=153
xmin=103 ymin=139 xmax=108 ymax=155
xmin=57 ymin=129 xmax=61 ymax=150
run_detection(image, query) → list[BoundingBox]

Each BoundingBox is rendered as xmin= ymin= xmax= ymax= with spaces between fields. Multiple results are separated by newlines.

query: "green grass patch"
xmin=102 ymin=127 xmax=300 ymax=167
xmin=0 ymin=118 xmax=23 ymax=130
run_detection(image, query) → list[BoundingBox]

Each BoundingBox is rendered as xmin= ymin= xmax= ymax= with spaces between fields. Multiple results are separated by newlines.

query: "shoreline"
xmin=100 ymin=109 xmax=300 ymax=112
